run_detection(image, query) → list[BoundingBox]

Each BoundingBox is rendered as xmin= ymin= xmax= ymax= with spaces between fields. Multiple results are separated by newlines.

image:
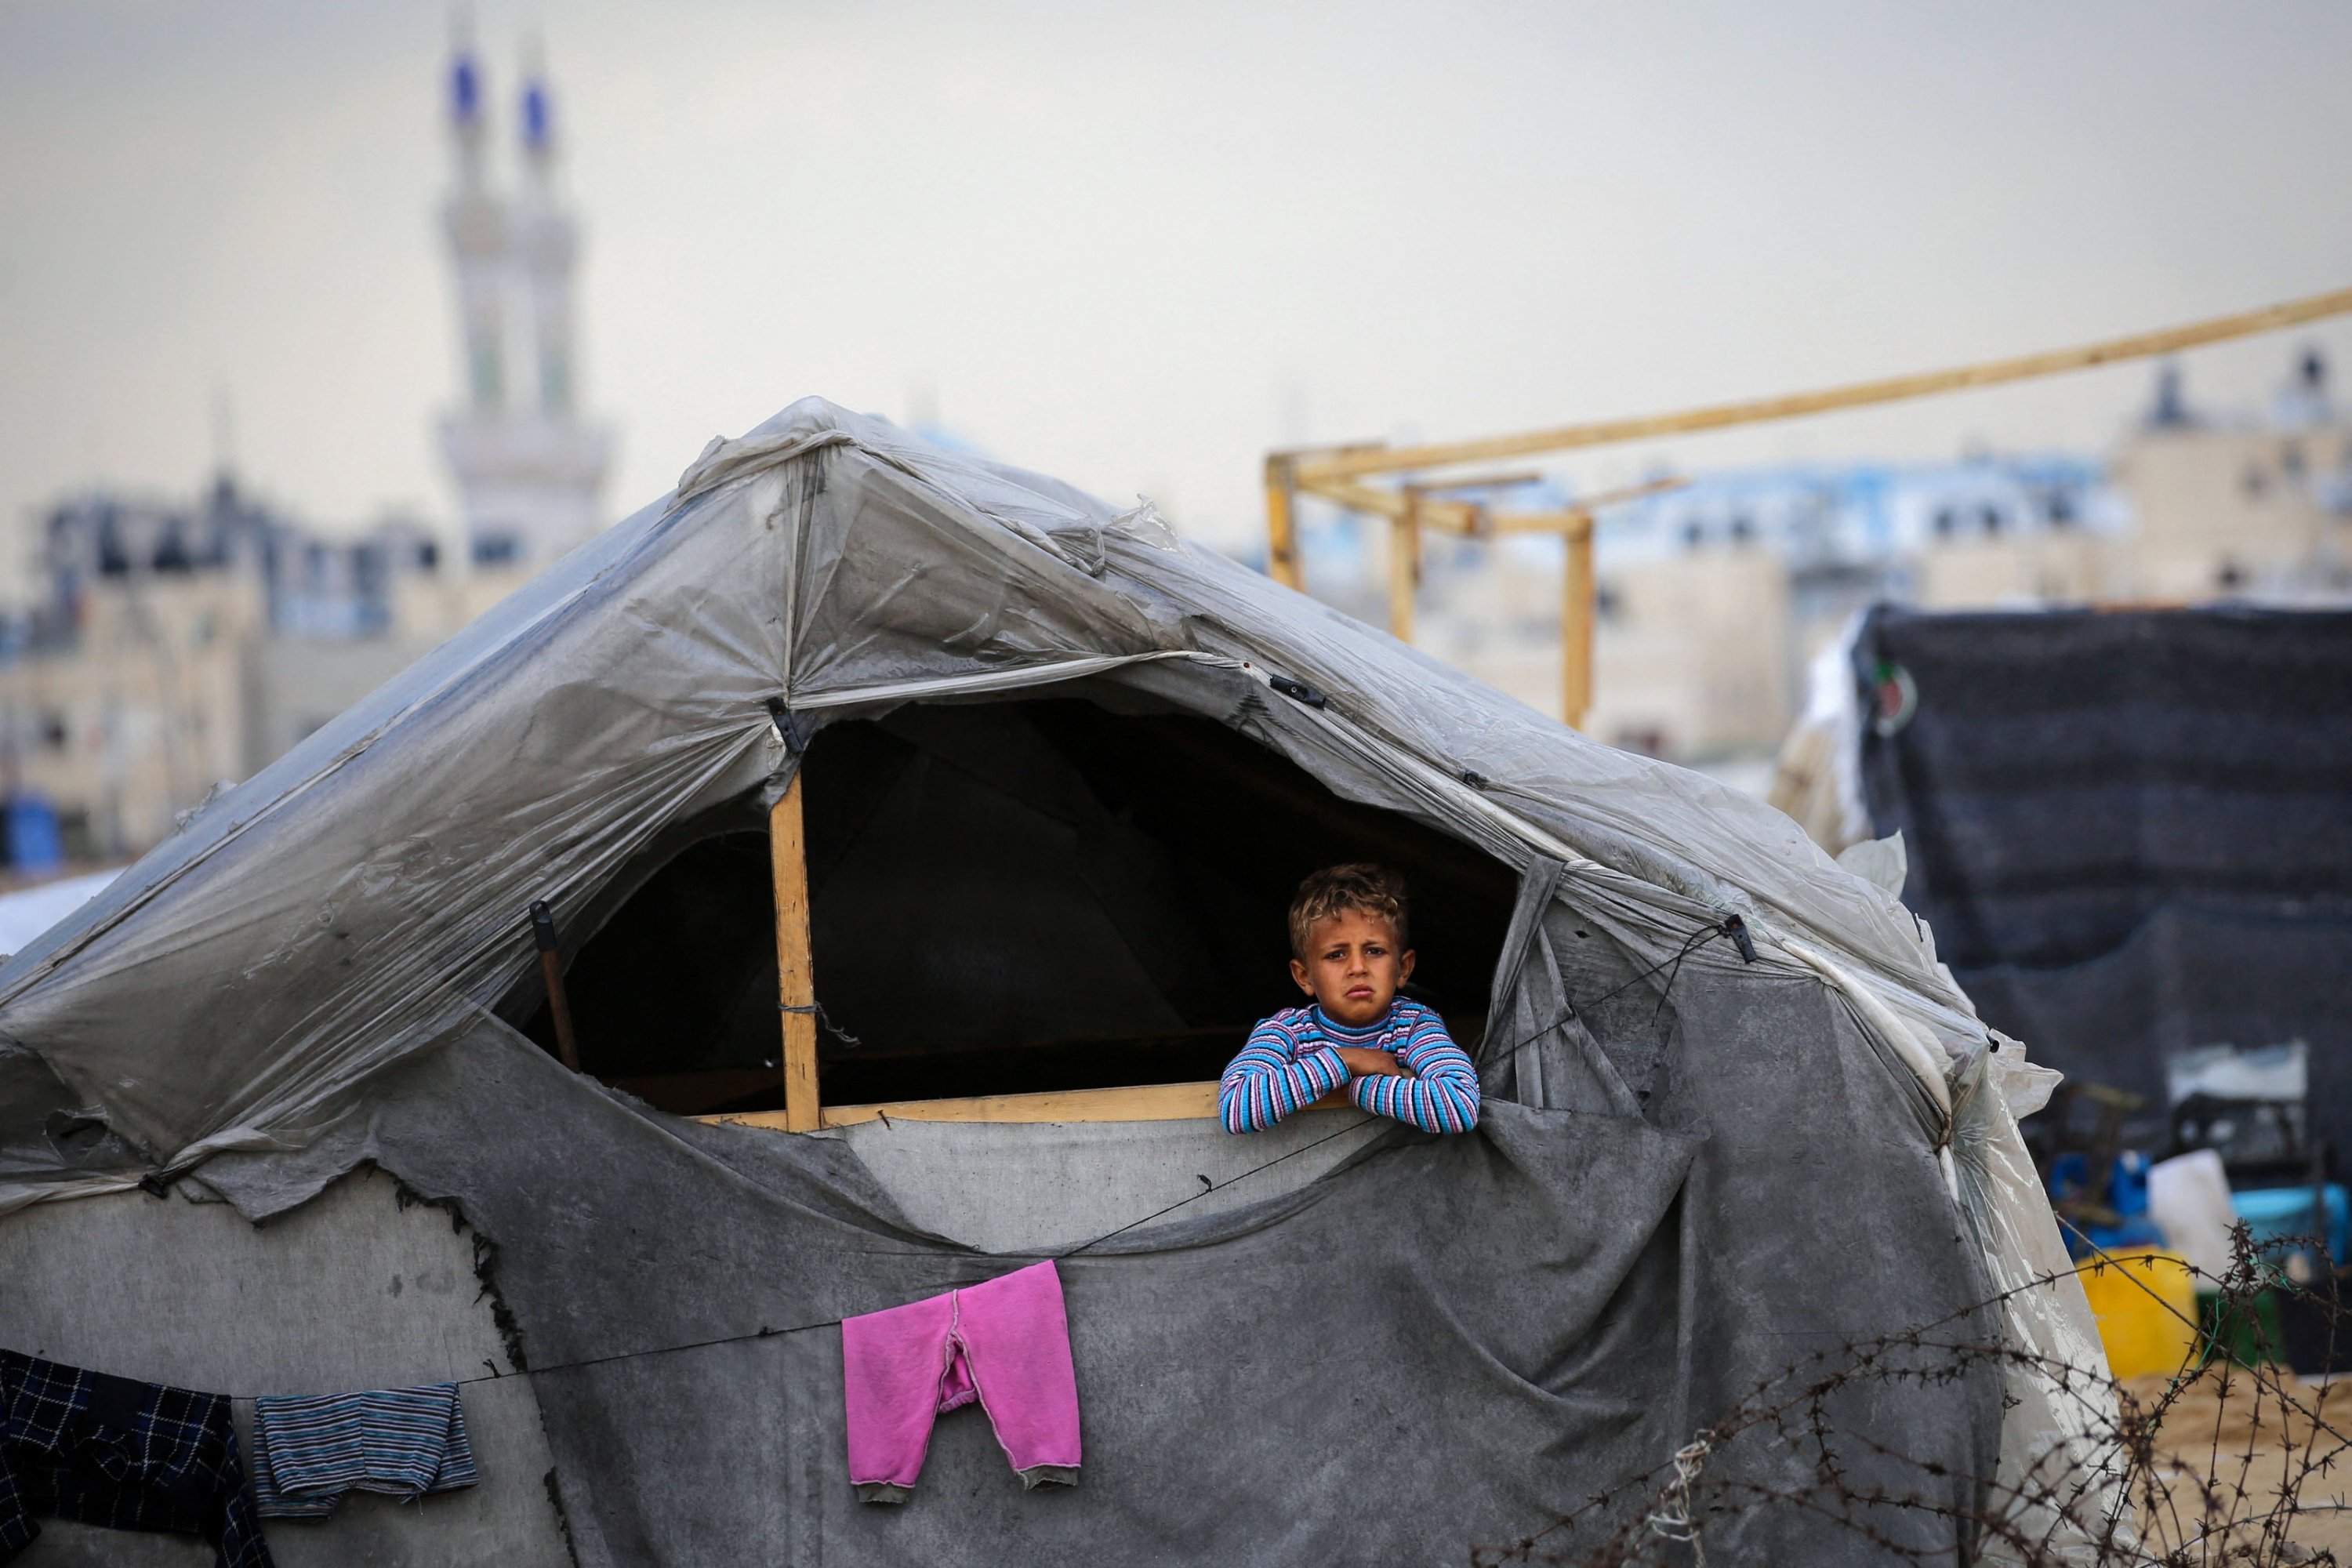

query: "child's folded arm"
xmin=1218 ymin=1032 xmax=1349 ymax=1134
xmin=1352 ymin=1012 xmax=1481 ymax=1132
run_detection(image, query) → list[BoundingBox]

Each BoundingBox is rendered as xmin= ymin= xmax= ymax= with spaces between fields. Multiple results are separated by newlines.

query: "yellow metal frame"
xmin=1265 ymin=468 xmax=1675 ymax=731
xmin=1265 ymin=283 xmax=2352 ymax=731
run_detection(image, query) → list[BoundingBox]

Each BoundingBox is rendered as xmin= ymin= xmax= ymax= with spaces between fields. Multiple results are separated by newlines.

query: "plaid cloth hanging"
xmin=0 ymin=1348 xmax=272 ymax=1567
xmin=249 ymin=1383 xmax=477 ymax=1519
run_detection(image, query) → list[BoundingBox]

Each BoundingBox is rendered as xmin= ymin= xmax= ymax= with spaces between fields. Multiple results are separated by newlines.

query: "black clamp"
xmin=1266 ymin=674 xmax=1328 ymax=710
xmin=1722 ymin=913 xmax=1758 ymax=964
xmin=766 ymin=697 xmax=805 ymax=756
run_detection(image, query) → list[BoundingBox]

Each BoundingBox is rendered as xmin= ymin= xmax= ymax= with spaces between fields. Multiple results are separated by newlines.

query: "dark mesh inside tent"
xmin=1854 ymin=604 xmax=2352 ymax=1151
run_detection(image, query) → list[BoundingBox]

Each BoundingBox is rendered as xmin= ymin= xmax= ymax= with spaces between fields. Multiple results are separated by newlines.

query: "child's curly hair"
xmin=1287 ymin=864 xmax=1410 ymax=959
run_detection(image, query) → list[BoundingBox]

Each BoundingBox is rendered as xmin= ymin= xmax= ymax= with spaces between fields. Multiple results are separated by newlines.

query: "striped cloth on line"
xmin=1219 ymin=1000 xmax=1480 ymax=1134
xmin=249 ymin=1383 xmax=477 ymax=1520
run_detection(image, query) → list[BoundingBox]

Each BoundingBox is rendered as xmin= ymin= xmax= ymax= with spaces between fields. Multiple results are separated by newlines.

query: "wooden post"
xmin=1388 ymin=488 xmax=1421 ymax=641
xmin=528 ymin=901 xmax=583 ymax=1073
xmin=1265 ymin=454 xmax=1304 ymax=590
xmin=1561 ymin=514 xmax=1595 ymax=731
xmin=770 ymin=771 xmax=820 ymax=1131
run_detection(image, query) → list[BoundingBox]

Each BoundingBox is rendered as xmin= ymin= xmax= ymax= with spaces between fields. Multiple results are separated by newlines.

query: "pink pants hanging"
xmin=840 ymin=1258 xmax=1082 ymax=1504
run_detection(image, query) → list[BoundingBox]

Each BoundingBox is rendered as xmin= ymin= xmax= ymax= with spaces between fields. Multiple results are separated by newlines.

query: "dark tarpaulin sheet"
xmin=196 ymin=967 xmax=1998 ymax=1568
xmin=1854 ymin=604 xmax=2352 ymax=1144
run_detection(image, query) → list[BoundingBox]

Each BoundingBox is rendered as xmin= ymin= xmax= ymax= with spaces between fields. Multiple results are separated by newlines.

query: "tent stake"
xmin=771 ymin=772 xmax=821 ymax=1131
xmin=528 ymin=901 xmax=583 ymax=1073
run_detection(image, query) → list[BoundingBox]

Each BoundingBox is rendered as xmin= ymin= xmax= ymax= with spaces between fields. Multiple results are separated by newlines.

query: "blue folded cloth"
xmin=249 ymin=1383 xmax=477 ymax=1520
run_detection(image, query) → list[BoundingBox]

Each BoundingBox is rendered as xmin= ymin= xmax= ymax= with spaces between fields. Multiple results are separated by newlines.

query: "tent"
xmin=0 ymin=401 xmax=2101 ymax=1566
xmin=1851 ymin=604 xmax=2352 ymax=1159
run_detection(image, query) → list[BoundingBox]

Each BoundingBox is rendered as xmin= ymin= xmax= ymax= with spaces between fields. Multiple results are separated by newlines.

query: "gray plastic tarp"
xmin=0 ymin=399 xmax=2111 ymax=1557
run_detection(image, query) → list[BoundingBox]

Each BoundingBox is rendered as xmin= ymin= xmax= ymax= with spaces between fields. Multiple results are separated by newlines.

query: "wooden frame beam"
xmin=771 ymin=771 xmax=821 ymax=1131
xmin=699 ymin=1080 xmax=1356 ymax=1130
xmin=1561 ymin=515 xmax=1594 ymax=731
xmin=1287 ymin=476 xmax=1675 ymax=722
xmin=1264 ymin=454 xmax=1303 ymax=590
xmin=1388 ymin=488 xmax=1422 ymax=641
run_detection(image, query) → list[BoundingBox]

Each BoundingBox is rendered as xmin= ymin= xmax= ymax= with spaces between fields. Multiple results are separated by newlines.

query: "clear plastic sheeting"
xmin=0 ymin=398 xmax=2110 ymax=1512
xmin=1949 ymin=1045 xmax=2130 ymax=1564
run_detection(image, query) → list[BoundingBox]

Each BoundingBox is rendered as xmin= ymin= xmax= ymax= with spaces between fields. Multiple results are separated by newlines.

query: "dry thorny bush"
xmin=1475 ymin=1228 xmax=2351 ymax=1568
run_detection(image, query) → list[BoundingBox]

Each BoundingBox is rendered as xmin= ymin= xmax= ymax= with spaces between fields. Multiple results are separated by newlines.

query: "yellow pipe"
xmin=1264 ymin=454 xmax=1304 ymax=590
xmin=1294 ymin=284 xmax=2352 ymax=484
xmin=1561 ymin=516 xmax=1594 ymax=731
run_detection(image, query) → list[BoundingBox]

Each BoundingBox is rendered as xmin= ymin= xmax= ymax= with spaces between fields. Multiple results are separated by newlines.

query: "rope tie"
xmin=778 ymin=1000 xmax=863 ymax=1049
xmin=1644 ymin=1435 xmax=1715 ymax=1564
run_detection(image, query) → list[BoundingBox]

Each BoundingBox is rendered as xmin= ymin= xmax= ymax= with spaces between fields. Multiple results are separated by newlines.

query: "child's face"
xmin=1288 ymin=908 xmax=1416 ymax=1029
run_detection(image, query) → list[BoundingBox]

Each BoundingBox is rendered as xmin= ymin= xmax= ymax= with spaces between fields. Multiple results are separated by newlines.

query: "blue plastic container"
xmin=2233 ymin=1185 xmax=2351 ymax=1265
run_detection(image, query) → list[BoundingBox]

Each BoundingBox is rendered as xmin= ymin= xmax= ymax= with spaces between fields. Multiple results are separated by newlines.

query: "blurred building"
xmin=0 ymin=38 xmax=609 ymax=866
xmin=2108 ymin=353 xmax=2352 ymax=602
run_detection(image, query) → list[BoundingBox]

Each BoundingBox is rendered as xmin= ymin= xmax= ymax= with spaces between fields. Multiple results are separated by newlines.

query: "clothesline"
xmin=411 ymin=916 xmax=1743 ymax=1395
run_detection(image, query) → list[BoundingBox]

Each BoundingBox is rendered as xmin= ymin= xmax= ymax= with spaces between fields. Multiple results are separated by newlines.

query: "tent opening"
xmin=518 ymin=696 xmax=1517 ymax=1119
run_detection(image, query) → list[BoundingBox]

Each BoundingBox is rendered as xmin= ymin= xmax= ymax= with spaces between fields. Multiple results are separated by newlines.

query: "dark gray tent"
xmin=0 ymin=402 xmax=2105 ymax=1565
xmin=1852 ymin=604 xmax=2352 ymax=1158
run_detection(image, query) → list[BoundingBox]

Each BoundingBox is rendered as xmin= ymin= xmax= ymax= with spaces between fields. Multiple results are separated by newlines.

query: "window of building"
xmin=56 ymin=809 xmax=94 ymax=864
xmin=511 ymin=696 xmax=1517 ymax=1124
xmin=153 ymin=524 xmax=194 ymax=573
xmin=1933 ymin=508 xmax=1957 ymax=538
xmin=472 ymin=534 xmax=521 ymax=567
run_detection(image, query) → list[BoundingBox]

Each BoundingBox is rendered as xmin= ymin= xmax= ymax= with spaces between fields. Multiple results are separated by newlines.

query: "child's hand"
xmin=1334 ymin=1046 xmax=1410 ymax=1078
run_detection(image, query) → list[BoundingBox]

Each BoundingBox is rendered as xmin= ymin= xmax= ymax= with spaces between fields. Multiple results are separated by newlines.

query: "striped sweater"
xmin=249 ymin=1383 xmax=478 ymax=1519
xmin=1219 ymin=999 xmax=1480 ymax=1134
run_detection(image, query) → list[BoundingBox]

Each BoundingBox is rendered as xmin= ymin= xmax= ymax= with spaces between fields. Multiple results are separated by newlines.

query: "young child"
xmin=1219 ymin=864 xmax=1480 ymax=1134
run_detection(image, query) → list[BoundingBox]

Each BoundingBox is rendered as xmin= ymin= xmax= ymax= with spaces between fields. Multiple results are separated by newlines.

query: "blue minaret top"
xmin=521 ymin=77 xmax=553 ymax=153
xmin=450 ymin=53 xmax=482 ymax=127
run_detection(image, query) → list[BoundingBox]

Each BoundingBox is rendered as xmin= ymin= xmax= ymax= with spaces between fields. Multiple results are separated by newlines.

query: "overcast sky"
xmin=4 ymin=0 xmax=2350 ymax=572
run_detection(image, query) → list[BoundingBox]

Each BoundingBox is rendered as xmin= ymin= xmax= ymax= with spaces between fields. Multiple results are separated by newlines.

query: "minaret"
xmin=513 ymin=38 xmax=579 ymax=419
xmin=437 ymin=31 xmax=612 ymax=572
xmin=442 ymin=34 xmax=506 ymax=415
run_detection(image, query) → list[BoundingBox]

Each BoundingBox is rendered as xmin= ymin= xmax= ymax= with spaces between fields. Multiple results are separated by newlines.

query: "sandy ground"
xmin=2122 ymin=1367 xmax=2352 ymax=1563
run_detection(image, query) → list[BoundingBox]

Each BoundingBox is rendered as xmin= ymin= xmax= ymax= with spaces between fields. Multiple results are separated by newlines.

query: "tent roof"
xmin=0 ymin=398 xmax=1979 ymax=1200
